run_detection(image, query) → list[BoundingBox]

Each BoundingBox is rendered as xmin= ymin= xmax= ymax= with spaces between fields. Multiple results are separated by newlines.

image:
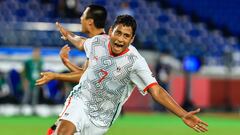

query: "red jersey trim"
xmin=108 ymin=42 xmax=129 ymax=57
xmin=143 ymin=82 xmax=158 ymax=92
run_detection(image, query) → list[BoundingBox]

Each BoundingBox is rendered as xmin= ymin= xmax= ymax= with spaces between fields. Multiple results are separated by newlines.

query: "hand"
xmin=56 ymin=22 xmax=68 ymax=40
xmin=60 ymin=44 xmax=71 ymax=63
xmin=35 ymin=72 xmax=56 ymax=86
xmin=181 ymin=108 xmax=208 ymax=132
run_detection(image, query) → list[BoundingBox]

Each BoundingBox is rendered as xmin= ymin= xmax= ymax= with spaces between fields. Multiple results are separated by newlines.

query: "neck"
xmin=88 ymin=28 xmax=105 ymax=37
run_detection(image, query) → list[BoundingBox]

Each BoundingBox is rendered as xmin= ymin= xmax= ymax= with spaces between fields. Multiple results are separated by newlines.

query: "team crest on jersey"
xmin=116 ymin=67 xmax=121 ymax=72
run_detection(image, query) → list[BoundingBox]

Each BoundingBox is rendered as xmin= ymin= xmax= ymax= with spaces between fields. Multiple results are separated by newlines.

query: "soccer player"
xmin=45 ymin=5 xmax=107 ymax=135
xmin=37 ymin=15 xmax=208 ymax=135
xmin=58 ymin=4 xmax=107 ymax=73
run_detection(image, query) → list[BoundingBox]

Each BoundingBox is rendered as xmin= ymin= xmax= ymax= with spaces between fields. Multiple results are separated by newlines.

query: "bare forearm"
xmin=82 ymin=60 xmax=89 ymax=71
xmin=54 ymin=71 xmax=83 ymax=83
xmin=67 ymin=34 xmax=86 ymax=51
xmin=62 ymin=59 xmax=83 ymax=72
xmin=149 ymin=85 xmax=187 ymax=118
xmin=57 ymin=22 xmax=86 ymax=50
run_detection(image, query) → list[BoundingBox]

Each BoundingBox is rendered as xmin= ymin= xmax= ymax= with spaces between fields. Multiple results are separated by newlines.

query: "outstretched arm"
xmin=56 ymin=22 xmax=86 ymax=51
xmin=148 ymin=85 xmax=208 ymax=132
xmin=60 ymin=45 xmax=85 ymax=72
xmin=35 ymin=71 xmax=84 ymax=86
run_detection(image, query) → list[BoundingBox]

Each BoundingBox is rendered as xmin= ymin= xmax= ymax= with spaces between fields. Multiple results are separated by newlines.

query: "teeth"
xmin=115 ymin=44 xmax=122 ymax=47
xmin=115 ymin=43 xmax=123 ymax=47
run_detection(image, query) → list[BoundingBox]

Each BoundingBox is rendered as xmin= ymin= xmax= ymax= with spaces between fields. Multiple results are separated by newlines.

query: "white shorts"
xmin=59 ymin=96 xmax=109 ymax=135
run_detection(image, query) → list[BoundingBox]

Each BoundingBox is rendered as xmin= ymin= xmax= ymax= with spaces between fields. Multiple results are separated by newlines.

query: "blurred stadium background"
xmin=0 ymin=0 xmax=240 ymax=134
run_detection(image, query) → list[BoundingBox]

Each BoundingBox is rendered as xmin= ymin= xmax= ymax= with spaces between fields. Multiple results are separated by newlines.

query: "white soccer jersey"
xmin=71 ymin=35 xmax=158 ymax=127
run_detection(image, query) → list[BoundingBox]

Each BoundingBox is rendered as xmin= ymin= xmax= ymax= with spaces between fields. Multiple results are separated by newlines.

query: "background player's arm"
xmin=56 ymin=22 xmax=86 ymax=51
xmin=148 ymin=85 xmax=208 ymax=132
xmin=60 ymin=45 xmax=86 ymax=72
xmin=62 ymin=59 xmax=84 ymax=72
xmin=82 ymin=59 xmax=89 ymax=71
xmin=35 ymin=71 xmax=84 ymax=86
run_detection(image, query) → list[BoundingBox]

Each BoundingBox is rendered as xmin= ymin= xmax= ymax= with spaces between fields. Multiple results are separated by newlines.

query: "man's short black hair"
xmin=85 ymin=5 xmax=107 ymax=28
xmin=112 ymin=15 xmax=137 ymax=36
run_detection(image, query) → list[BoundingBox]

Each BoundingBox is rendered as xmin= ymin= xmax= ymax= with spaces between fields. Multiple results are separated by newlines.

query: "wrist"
xmin=53 ymin=73 xmax=60 ymax=80
xmin=181 ymin=113 xmax=187 ymax=119
xmin=179 ymin=110 xmax=188 ymax=119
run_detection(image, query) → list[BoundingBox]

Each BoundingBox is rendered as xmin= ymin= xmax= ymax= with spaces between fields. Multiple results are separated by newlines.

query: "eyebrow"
xmin=116 ymin=29 xmax=132 ymax=36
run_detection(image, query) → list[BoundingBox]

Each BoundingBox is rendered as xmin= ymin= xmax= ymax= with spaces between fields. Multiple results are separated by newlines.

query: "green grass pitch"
xmin=0 ymin=113 xmax=239 ymax=135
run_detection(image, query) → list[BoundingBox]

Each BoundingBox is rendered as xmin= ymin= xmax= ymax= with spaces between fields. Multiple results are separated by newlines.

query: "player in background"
xmin=22 ymin=48 xmax=43 ymax=114
xmin=44 ymin=5 xmax=107 ymax=135
xmin=58 ymin=4 xmax=107 ymax=73
xmin=37 ymin=15 xmax=208 ymax=135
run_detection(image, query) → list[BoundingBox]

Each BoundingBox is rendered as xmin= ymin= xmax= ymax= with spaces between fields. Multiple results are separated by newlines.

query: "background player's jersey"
xmin=71 ymin=35 xmax=157 ymax=127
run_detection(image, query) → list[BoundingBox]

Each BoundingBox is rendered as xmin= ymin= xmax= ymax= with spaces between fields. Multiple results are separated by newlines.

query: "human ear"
xmin=109 ymin=27 xmax=113 ymax=35
xmin=130 ymin=35 xmax=135 ymax=44
xmin=88 ymin=19 xmax=94 ymax=25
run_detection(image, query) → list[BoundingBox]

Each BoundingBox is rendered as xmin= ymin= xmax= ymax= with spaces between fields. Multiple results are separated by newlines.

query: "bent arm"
xmin=59 ymin=45 xmax=86 ymax=72
xmin=148 ymin=85 xmax=208 ymax=132
xmin=36 ymin=71 xmax=84 ymax=86
xmin=54 ymin=71 xmax=83 ymax=83
xmin=82 ymin=59 xmax=89 ymax=71
xmin=67 ymin=35 xmax=86 ymax=51
xmin=148 ymin=85 xmax=187 ymax=118
xmin=56 ymin=22 xmax=86 ymax=51
xmin=62 ymin=58 xmax=84 ymax=72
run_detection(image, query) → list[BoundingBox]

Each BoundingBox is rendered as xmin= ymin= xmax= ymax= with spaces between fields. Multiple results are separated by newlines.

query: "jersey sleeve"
xmin=130 ymin=58 xmax=158 ymax=96
xmin=83 ymin=38 xmax=93 ymax=58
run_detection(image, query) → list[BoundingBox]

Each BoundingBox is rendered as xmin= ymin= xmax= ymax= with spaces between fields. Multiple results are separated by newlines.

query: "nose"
xmin=117 ymin=35 xmax=124 ymax=43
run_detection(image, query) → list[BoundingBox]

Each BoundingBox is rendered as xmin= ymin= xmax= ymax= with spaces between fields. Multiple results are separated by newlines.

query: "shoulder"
xmin=85 ymin=35 xmax=109 ymax=46
xmin=128 ymin=46 xmax=150 ymax=69
xmin=91 ymin=35 xmax=109 ymax=42
xmin=128 ymin=45 xmax=145 ymax=61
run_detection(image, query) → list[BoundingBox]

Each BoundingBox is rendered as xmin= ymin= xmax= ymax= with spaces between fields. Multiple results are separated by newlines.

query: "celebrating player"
xmin=41 ymin=5 xmax=107 ymax=135
xmin=37 ymin=15 xmax=208 ymax=135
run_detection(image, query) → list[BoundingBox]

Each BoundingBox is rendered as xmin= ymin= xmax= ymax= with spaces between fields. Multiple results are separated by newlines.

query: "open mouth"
xmin=114 ymin=43 xmax=124 ymax=48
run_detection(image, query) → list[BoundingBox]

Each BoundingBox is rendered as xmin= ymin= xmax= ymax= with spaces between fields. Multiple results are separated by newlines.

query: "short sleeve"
xmin=130 ymin=58 xmax=158 ymax=95
xmin=83 ymin=38 xmax=93 ymax=58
